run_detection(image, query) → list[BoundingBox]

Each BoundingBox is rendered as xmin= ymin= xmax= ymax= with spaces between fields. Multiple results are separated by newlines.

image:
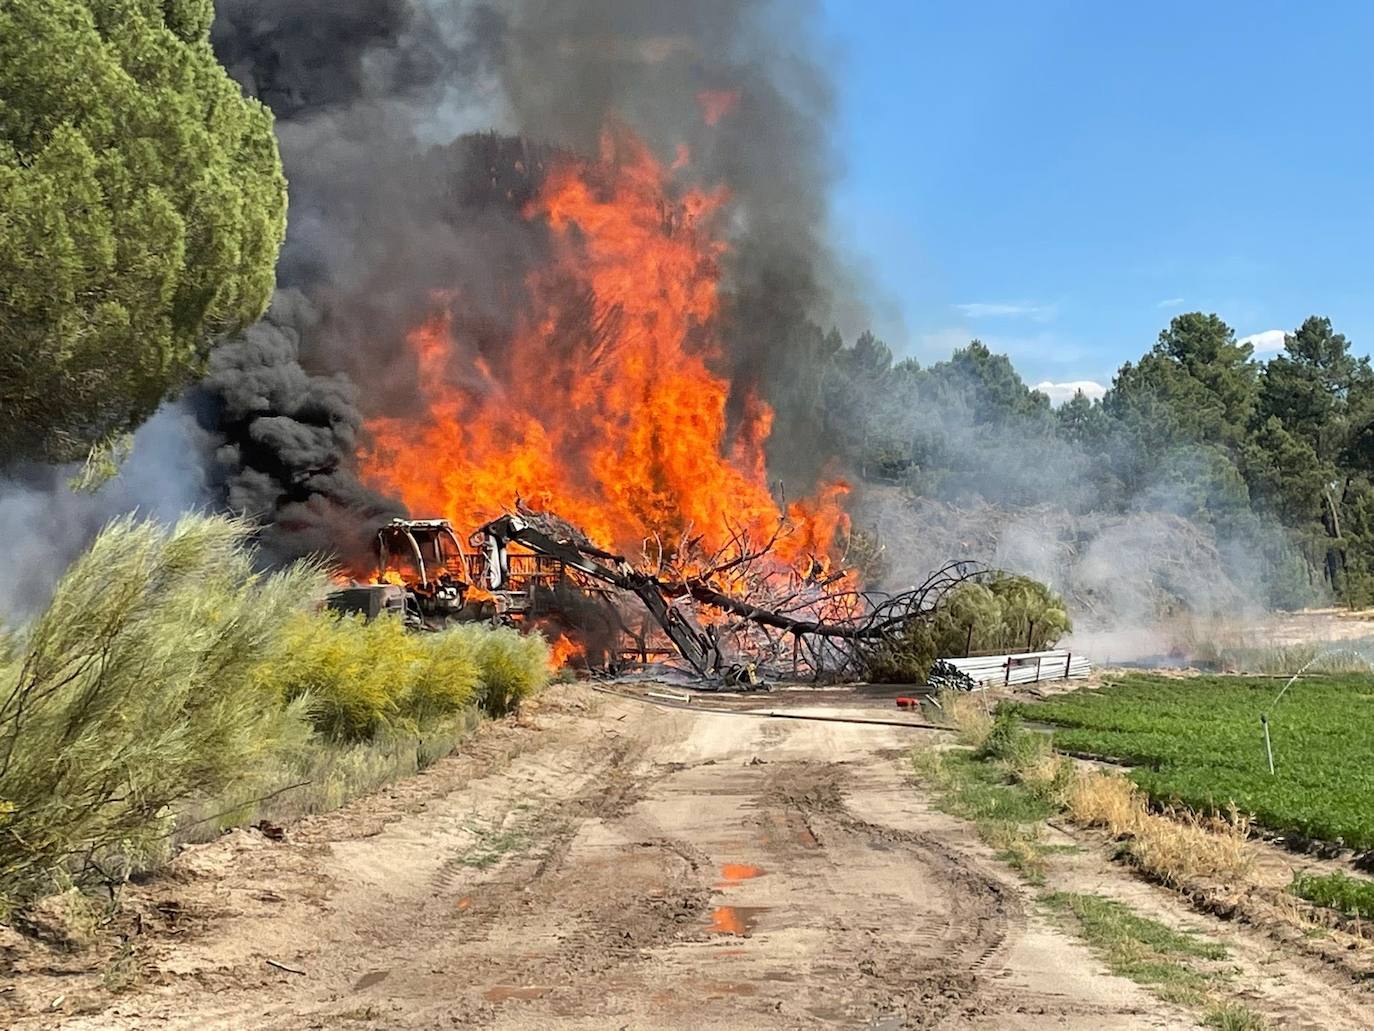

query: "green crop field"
xmin=1010 ymin=673 xmax=1374 ymax=848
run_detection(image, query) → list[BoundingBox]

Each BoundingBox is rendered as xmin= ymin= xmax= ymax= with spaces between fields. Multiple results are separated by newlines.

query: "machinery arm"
xmin=479 ymin=516 xmax=722 ymax=678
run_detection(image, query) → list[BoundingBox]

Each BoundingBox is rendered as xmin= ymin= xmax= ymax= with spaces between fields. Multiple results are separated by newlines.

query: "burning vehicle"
xmin=330 ymin=510 xmax=977 ymax=689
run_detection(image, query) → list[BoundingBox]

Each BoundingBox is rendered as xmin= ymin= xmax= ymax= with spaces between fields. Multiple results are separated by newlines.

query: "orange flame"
xmin=547 ymin=634 xmax=585 ymax=669
xmin=360 ymin=125 xmax=847 ymax=584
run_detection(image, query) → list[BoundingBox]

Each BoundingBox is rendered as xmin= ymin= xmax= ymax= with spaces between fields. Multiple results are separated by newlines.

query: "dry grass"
xmin=1016 ymin=751 xmax=1075 ymax=805
xmin=1066 ymin=767 xmax=1143 ymax=830
xmin=1067 ymin=769 xmax=1252 ymax=887
xmin=938 ymin=689 xmax=994 ymax=747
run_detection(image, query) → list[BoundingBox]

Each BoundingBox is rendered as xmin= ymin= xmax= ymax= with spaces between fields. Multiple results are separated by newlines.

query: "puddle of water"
xmin=353 ymin=970 xmax=389 ymax=991
xmin=708 ymin=905 xmax=769 ymax=936
xmin=484 ymin=985 xmax=549 ymax=1003
xmin=717 ymin=863 xmax=765 ymax=887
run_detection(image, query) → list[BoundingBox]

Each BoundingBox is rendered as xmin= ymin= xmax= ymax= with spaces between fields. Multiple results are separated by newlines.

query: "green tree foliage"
xmin=0 ymin=0 xmax=287 ymax=464
xmin=794 ymin=307 xmax=1374 ymax=607
xmin=1102 ymin=314 xmax=1259 ymax=503
xmin=867 ymin=574 xmax=1072 ymax=683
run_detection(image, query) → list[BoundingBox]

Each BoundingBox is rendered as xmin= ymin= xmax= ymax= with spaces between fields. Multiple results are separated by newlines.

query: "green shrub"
xmin=406 ymin=629 xmax=484 ymax=726
xmin=255 ymin=613 xmax=549 ymax=741
xmin=261 ymin=611 xmax=418 ymax=742
xmin=0 ymin=514 xmax=554 ymax=910
xmin=450 ymin=624 xmax=551 ymax=717
xmin=1290 ymin=870 xmax=1374 ymax=920
xmin=867 ymin=572 xmax=1071 ymax=683
xmin=977 ymin=712 xmax=1052 ymax=768
xmin=0 ymin=515 xmax=323 ymax=909
xmin=256 ymin=611 xmax=487 ymax=741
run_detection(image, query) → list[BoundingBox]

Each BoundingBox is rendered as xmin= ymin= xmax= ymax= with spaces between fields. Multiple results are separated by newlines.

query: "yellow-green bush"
xmin=255 ymin=612 xmax=550 ymax=741
xmin=448 ymin=623 xmax=551 ymax=717
xmin=257 ymin=611 xmax=481 ymax=741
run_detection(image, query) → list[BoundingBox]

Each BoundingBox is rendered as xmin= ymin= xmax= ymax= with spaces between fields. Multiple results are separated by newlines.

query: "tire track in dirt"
xmin=9 ymin=690 xmax=1196 ymax=1029
xmin=752 ymin=761 xmax=1020 ymax=1026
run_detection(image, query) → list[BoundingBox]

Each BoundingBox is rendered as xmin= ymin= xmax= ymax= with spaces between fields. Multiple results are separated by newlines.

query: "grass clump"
xmin=912 ymin=739 xmax=1059 ymax=883
xmin=1012 ymin=672 xmax=1374 ymax=847
xmin=1065 ymin=768 xmax=1252 ymax=888
xmin=936 ymin=688 xmax=994 ymax=748
xmin=921 ymin=705 xmax=1251 ymax=891
xmin=1204 ymin=1002 xmax=1267 ymax=1031
xmin=1289 ymin=870 xmax=1374 ymax=920
xmin=977 ymin=712 xmax=1052 ymax=767
xmin=1042 ymin=892 xmax=1227 ymax=1006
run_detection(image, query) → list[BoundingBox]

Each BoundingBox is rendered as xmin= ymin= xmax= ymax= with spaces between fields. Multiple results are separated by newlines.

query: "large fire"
xmin=360 ymin=126 xmax=848 ymax=583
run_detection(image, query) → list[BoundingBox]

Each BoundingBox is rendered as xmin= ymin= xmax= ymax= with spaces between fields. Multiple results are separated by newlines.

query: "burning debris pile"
xmin=310 ymin=125 xmax=980 ymax=683
xmin=334 ymin=507 xmax=979 ymax=686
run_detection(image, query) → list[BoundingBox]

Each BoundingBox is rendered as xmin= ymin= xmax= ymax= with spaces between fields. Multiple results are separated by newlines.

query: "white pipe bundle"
xmin=937 ymin=649 xmax=1091 ymax=688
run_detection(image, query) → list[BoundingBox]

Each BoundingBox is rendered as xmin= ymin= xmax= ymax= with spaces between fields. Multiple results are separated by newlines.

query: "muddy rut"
xmin=8 ymin=687 xmax=1310 ymax=1029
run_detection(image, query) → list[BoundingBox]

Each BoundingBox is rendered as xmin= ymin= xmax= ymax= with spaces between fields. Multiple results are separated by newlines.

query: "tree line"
xmin=794 ymin=312 xmax=1374 ymax=608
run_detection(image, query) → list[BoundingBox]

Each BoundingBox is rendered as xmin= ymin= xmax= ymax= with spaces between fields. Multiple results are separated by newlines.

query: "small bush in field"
xmin=977 ymin=712 xmax=1051 ymax=768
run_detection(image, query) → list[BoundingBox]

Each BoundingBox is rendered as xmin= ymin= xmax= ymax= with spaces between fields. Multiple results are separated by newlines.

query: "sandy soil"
xmin=5 ymin=685 xmax=1370 ymax=1029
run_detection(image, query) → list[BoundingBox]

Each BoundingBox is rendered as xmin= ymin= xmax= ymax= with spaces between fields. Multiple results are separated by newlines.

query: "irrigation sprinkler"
xmin=1257 ymin=647 xmax=1372 ymax=777
xmin=1260 ymin=714 xmax=1275 ymax=775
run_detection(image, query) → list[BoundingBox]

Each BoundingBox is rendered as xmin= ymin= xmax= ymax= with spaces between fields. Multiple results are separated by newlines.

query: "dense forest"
xmin=789 ymin=312 xmax=1374 ymax=609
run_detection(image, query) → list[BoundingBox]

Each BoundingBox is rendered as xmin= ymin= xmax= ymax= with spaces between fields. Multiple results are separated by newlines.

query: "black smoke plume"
xmin=203 ymin=0 xmax=848 ymax=562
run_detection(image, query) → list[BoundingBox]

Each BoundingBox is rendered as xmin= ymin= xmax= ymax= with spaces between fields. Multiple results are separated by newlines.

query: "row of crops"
xmin=1010 ymin=673 xmax=1374 ymax=848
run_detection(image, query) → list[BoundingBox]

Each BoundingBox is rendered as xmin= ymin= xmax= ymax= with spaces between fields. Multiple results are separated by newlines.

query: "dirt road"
xmin=12 ymin=686 xmax=1369 ymax=1029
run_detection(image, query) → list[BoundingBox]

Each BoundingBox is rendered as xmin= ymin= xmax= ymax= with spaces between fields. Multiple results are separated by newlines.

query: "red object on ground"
xmin=895 ymin=696 xmax=919 ymax=709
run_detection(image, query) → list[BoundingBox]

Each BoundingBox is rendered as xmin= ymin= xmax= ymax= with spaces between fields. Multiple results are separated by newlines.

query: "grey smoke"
xmin=0 ymin=408 xmax=214 ymax=624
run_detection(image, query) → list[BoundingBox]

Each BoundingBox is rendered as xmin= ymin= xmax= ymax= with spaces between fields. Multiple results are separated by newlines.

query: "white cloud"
xmin=1238 ymin=329 xmax=1286 ymax=355
xmin=955 ymin=301 xmax=1056 ymax=321
xmin=1155 ymin=296 xmax=1185 ymax=308
xmin=1034 ymin=380 xmax=1107 ymax=406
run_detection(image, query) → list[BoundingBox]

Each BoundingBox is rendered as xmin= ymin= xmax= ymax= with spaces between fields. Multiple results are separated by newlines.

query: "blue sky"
xmin=819 ymin=0 xmax=1374 ymax=401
